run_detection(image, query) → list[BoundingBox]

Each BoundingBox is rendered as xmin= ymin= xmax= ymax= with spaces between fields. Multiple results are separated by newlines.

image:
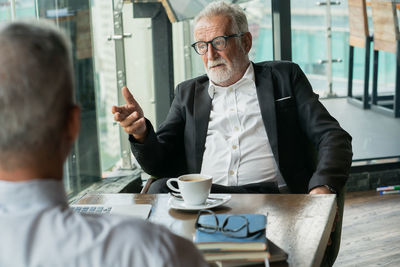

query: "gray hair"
xmin=0 ymin=21 xmax=74 ymax=164
xmin=194 ymin=1 xmax=249 ymax=34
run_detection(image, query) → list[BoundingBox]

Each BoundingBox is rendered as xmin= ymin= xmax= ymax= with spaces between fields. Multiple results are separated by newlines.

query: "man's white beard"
xmin=206 ymin=58 xmax=233 ymax=85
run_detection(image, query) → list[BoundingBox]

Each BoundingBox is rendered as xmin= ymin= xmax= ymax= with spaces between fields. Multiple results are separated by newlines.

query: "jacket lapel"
xmin=194 ymin=79 xmax=211 ymax=172
xmin=254 ymin=63 xmax=280 ymax=165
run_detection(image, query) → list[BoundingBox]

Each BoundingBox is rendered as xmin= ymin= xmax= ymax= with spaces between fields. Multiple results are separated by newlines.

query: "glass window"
xmin=91 ymin=1 xmax=122 ymax=172
xmin=240 ymin=0 xmax=273 ymax=63
xmin=0 ymin=1 xmax=11 ymax=21
xmin=290 ymin=0 xmax=348 ymax=97
xmin=0 ymin=0 xmax=36 ymax=21
xmin=0 ymin=0 xmax=107 ymax=197
xmin=37 ymin=1 xmax=102 ymax=197
xmin=290 ymin=0 xmax=397 ymax=97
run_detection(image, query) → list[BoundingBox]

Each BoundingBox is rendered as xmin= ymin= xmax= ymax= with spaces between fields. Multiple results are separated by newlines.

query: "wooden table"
xmin=76 ymin=193 xmax=337 ymax=267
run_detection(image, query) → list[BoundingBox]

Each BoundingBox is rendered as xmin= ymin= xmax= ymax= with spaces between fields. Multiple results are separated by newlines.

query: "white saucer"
xmin=168 ymin=194 xmax=231 ymax=211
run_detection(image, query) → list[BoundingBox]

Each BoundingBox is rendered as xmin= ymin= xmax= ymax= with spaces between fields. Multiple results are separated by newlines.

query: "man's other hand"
xmin=309 ymin=186 xmax=332 ymax=195
xmin=112 ymin=86 xmax=147 ymax=143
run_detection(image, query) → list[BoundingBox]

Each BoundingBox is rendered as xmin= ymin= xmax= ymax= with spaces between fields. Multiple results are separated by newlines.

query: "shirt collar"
xmin=208 ymin=62 xmax=255 ymax=99
xmin=0 ymin=179 xmax=68 ymax=209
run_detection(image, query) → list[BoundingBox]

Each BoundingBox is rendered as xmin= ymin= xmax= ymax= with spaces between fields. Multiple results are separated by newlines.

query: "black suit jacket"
xmin=130 ymin=61 xmax=353 ymax=193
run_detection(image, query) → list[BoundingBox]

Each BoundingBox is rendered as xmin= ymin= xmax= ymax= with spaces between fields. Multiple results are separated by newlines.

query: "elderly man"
xmin=113 ymin=1 xmax=352 ymax=195
xmin=0 ymin=21 xmax=207 ymax=267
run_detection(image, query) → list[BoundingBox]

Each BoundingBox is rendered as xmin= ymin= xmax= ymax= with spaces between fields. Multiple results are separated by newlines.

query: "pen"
xmin=380 ymin=190 xmax=400 ymax=195
xmin=376 ymin=185 xmax=400 ymax=191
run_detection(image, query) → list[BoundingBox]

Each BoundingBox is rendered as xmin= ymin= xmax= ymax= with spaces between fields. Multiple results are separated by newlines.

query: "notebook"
xmin=200 ymin=238 xmax=288 ymax=264
xmin=70 ymin=204 xmax=152 ymax=220
xmin=195 ymin=213 xmax=267 ymax=251
xmin=195 ymin=213 xmax=288 ymax=265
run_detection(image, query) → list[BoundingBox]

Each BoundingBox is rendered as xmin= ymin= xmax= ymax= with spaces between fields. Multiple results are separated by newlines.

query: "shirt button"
xmin=230 ymin=108 xmax=235 ymax=112
xmin=234 ymin=126 xmax=239 ymax=131
xmin=229 ymin=170 xmax=234 ymax=175
xmin=229 ymin=88 xmax=233 ymax=92
xmin=232 ymin=145 xmax=237 ymax=149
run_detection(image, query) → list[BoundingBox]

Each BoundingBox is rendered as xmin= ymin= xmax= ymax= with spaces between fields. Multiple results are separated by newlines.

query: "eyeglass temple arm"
xmin=197 ymin=223 xmax=219 ymax=229
xmin=247 ymin=227 xmax=266 ymax=236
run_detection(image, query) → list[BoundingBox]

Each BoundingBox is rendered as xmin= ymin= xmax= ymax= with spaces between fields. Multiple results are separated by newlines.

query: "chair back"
xmin=320 ymin=186 xmax=346 ymax=267
xmin=371 ymin=0 xmax=399 ymax=54
xmin=348 ymin=0 xmax=370 ymax=48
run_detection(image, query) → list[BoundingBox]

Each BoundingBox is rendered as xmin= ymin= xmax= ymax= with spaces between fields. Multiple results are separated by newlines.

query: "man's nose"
xmin=207 ymin=43 xmax=218 ymax=60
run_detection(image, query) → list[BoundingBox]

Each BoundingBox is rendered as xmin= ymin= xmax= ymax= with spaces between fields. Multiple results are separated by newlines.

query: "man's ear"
xmin=59 ymin=105 xmax=80 ymax=163
xmin=243 ymin=31 xmax=252 ymax=54
xmin=67 ymin=105 xmax=81 ymax=144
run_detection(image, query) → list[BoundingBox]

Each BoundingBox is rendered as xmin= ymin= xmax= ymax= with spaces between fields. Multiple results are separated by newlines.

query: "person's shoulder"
xmin=84 ymin=215 xmax=186 ymax=250
xmin=85 ymin=213 xmax=158 ymax=236
xmin=255 ymin=60 xmax=300 ymax=71
xmin=100 ymin=216 xmax=207 ymax=266
xmin=176 ymin=74 xmax=209 ymax=89
xmin=254 ymin=61 xmax=303 ymax=79
xmin=79 ymin=215 xmax=177 ymax=264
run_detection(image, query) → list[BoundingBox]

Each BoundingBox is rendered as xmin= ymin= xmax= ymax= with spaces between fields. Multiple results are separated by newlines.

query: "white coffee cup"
xmin=166 ymin=174 xmax=212 ymax=206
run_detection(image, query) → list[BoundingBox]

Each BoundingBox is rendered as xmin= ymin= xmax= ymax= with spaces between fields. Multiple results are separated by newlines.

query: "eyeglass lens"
xmin=222 ymin=215 xmax=248 ymax=237
xmin=196 ymin=209 xmax=266 ymax=238
xmin=196 ymin=210 xmax=219 ymax=233
xmin=194 ymin=36 xmax=227 ymax=55
xmin=196 ymin=210 xmax=249 ymax=237
xmin=197 ymin=218 xmax=218 ymax=233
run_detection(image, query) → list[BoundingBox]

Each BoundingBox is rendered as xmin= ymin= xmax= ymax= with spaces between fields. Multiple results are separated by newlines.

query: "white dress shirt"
xmin=201 ymin=63 xmax=280 ymax=186
xmin=0 ymin=179 xmax=207 ymax=267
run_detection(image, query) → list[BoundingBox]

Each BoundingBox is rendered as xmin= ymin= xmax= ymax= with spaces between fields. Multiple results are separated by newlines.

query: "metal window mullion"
xmin=112 ymin=0 xmax=133 ymax=169
xmin=10 ymin=0 xmax=16 ymax=20
xmin=316 ymin=1 xmax=342 ymax=97
xmin=182 ymin=20 xmax=193 ymax=80
xmin=271 ymin=0 xmax=292 ymax=61
xmin=72 ymin=143 xmax=81 ymax=192
xmin=34 ymin=0 xmax=39 ymax=19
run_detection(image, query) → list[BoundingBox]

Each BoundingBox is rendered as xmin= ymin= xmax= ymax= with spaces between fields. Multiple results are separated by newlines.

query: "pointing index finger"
xmin=122 ymin=86 xmax=137 ymax=105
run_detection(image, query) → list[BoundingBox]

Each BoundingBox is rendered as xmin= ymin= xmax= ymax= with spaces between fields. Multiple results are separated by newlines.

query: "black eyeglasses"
xmin=191 ymin=33 xmax=245 ymax=55
xmin=195 ymin=209 xmax=265 ymax=238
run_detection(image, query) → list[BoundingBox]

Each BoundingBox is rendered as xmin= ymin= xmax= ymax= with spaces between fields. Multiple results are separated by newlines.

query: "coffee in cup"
xmin=166 ymin=174 xmax=212 ymax=206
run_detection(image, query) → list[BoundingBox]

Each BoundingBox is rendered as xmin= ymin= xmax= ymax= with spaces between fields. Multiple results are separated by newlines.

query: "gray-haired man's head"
xmin=0 ymin=21 xmax=75 ymax=169
xmin=194 ymin=1 xmax=249 ymax=36
xmin=193 ymin=1 xmax=252 ymax=87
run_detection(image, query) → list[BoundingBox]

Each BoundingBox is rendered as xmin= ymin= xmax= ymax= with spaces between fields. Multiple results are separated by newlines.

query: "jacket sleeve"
xmin=290 ymin=63 xmax=353 ymax=192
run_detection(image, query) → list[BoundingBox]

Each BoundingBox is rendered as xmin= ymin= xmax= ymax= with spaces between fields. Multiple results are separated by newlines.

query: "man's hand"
xmin=309 ymin=185 xmax=338 ymax=246
xmin=309 ymin=186 xmax=332 ymax=195
xmin=112 ymin=86 xmax=147 ymax=143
